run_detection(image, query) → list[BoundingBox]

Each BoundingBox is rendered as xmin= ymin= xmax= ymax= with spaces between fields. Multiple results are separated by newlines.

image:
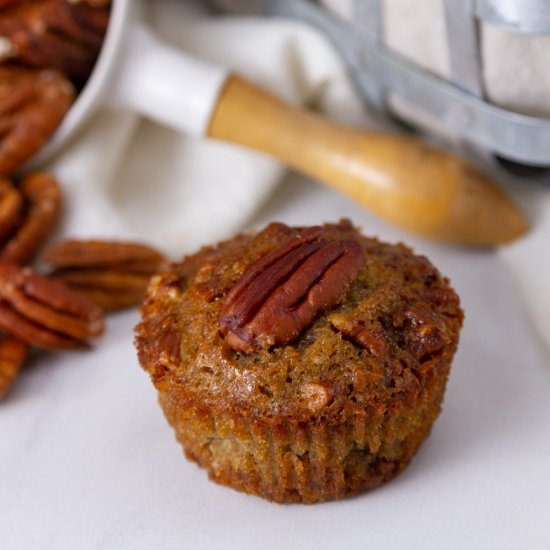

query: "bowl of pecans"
xmin=0 ymin=0 xmax=229 ymax=173
xmin=0 ymin=0 xmax=122 ymax=175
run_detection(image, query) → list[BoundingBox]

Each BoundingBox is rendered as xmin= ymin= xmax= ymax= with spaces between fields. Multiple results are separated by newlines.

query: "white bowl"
xmin=29 ymin=0 xmax=227 ymax=168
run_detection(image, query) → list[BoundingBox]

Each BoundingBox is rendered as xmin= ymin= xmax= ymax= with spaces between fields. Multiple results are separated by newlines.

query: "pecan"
xmin=0 ymin=66 xmax=74 ymax=175
xmin=219 ymin=226 xmax=365 ymax=353
xmin=422 ymin=286 xmax=461 ymax=309
xmin=0 ymin=0 xmax=110 ymax=83
xmin=0 ymin=172 xmax=62 ymax=264
xmin=43 ymin=239 xmax=169 ymax=312
xmin=331 ymin=313 xmax=389 ymax=356
xmin=396 ymin=301 xmax=450 ymax=356
xmin=0 ymin=331 xmax=27 ymax=399
xmin=43 ymin=239 xmax=167 ymax=270
xmin=0 ymin=262 xmax=104 ymax=350
xmin=0 ymin=1 xmax=21 ymax=11
xmin=0 ymin=176 xmax=23 ymax=241
xmin=52 ymin=270 xmax=154 ymax=312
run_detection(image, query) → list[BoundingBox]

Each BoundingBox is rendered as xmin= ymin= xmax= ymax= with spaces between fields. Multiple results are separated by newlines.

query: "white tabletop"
xmin=1 ymin=174 xmax=549 ymax=550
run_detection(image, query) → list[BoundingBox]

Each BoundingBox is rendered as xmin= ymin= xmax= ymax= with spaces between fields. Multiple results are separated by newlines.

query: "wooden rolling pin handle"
xmin=208 ymin=75 xmax=527 ymax=245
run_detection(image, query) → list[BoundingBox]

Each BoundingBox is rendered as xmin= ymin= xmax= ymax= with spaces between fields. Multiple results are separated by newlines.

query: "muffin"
xmin=135 ymin=220 xmax=463 ymax=503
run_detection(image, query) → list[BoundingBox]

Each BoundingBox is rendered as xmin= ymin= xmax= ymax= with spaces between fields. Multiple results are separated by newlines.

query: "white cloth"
xmin=44 ymin=0 xmax=550 ymax=353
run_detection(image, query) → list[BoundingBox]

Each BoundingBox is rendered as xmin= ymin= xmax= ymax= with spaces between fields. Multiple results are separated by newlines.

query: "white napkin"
xmin=44 ymin=0 xmax=550 ymax=352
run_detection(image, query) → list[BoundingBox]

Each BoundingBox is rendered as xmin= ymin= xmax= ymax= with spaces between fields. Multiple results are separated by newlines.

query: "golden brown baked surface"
xmin=135 ymin=220 xmax=464 ymax=503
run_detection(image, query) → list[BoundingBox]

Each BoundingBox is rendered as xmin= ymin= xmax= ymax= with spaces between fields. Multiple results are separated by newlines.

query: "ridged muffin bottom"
xmin=157 ymin=361 xmax=448 ymax=504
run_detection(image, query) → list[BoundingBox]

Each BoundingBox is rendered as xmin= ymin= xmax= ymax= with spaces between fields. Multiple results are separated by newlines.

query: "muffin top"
xmin=136 ymin=220 xmax=463 ymax=422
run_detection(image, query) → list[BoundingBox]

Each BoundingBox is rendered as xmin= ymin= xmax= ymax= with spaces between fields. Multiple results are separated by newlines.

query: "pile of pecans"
xmin=0 ymin=171 xmax=169 ymax=399
xmin=0 ymin=0 xmax=112 ymax=176
xmin=0 ymin=2 xmax=170 ymax=399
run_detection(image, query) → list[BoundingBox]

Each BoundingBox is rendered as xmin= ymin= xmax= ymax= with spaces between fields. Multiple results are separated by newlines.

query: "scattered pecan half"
xmin=0 ymin=1 xmax=21 ymax=11
xmin=0 ymin=262 xmax=104 ymax=351
xmin=0 ymin=171 xmax=62 ymax=264
xmin=0 ymin=66 xmax=74 ymax=175
xmin=0 ymin=176 xmax=23 ymax=240
xmin=43 ymin=239 xmax=169 ymax=312
xmin=0 ymin=331 xmax=27 ymax=398
xmin=219 ymin=225 xmax=365 ymax=353
xmin=0 ymin=0 xmax=110 ymax=84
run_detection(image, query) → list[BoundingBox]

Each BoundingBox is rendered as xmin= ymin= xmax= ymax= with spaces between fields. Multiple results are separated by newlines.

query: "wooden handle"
xmin=208 ymin=75 xmax=527 ymax=245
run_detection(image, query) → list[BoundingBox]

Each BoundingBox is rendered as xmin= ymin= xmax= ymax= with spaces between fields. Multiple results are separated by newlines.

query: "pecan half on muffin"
xmin=135 ymin=220 xmax=464 ymax=504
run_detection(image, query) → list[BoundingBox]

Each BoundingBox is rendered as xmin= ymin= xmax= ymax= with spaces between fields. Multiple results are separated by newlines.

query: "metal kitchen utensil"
xmin=209 ymin=0 xmax=550 ymax=167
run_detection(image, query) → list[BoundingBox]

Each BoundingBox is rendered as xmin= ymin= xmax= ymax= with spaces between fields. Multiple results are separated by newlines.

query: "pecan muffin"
xmin=135 ymin=220 xmax=463 ymax=503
